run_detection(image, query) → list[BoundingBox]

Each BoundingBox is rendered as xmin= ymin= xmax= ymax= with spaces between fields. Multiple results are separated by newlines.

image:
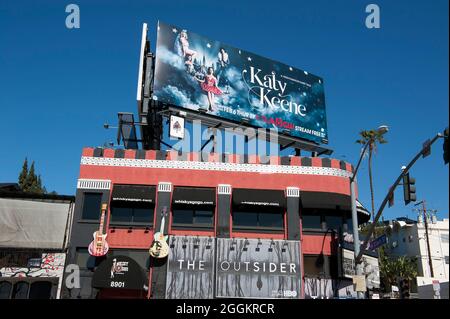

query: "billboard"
xmin=165 ymin=236 xmax=215 ymax=299
xmin=215 ymin=238 xmax=301 ymax=298
xmin=153 ymin=21 xmax=328 ymax=144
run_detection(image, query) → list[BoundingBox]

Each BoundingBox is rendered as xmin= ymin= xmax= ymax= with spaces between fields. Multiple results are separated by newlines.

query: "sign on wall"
xmin=169 ymin=114 xmax=185 ymax=139
xmin=216 ymin=238 xmax=301 ymax=298
xmin=153 ymin=21 xmax=328 ymax=144
xmin=342 ymin=249 xmax=380 ymax=289
xmin=91 ymin=255 xmax=147 ymax=290
xmin=165 ymin=236 xmax=215 ymax=299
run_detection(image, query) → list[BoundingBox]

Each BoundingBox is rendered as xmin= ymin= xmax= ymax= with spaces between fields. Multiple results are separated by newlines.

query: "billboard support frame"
xmin=162 ymin=104 xmax=333 ymax=155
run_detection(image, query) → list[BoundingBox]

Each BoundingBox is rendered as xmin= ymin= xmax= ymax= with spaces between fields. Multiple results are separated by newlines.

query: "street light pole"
xmin=349 ymin=125 xmax=388 ymax=299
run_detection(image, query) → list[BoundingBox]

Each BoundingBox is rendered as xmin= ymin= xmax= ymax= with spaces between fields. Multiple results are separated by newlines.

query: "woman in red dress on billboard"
xmin=197 ymin=67 xmax=222 ymax=112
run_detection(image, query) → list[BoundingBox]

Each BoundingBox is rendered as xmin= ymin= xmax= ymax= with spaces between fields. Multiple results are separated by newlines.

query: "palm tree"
xmin=356 ymin=128 xmax=388 ymax=222
xmin=379 ymin=248 xmax=418 ymax=297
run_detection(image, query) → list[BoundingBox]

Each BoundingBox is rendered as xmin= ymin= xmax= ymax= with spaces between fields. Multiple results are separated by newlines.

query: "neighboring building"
xmin=0 ymin=189 xmax=75 ymax=299
xmin=384 ymin=217 xmax=449 ymax=298
xmin=61 ymin=147 xmax=372 ymax=299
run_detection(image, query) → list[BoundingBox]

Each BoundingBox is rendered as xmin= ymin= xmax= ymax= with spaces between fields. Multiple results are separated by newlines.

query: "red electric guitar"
xmin=88 ymin=203 xmax=109 ymax=256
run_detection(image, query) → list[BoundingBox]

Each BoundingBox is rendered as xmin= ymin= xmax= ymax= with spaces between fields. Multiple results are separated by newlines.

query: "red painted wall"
xmin=302 ymin=234 xmax=336 ymax=255
xmin=79 ymin=165 xmax=351 ymax=196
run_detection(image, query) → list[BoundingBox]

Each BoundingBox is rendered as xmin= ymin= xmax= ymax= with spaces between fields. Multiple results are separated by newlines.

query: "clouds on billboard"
xmin=156 ymin=46 xmax=185 ymax=70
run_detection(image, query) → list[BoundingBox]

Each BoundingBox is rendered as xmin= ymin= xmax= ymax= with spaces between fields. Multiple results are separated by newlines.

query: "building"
xmin=0 ymin=187 xmax=75 ymax=299
xmin=61 ymin=147 xmax=373 ymax=299
xmin=384 ymin=217 xmax=449 ymax=298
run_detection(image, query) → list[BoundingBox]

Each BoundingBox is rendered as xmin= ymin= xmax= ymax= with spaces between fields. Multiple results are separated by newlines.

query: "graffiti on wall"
xmin=0 ymin=253 xmax=65 ymax=278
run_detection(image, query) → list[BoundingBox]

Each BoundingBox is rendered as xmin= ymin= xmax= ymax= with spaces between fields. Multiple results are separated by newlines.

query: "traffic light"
xmin=400 ymin=278 xmax=410 ymax=299
xmin=403 ymin=173 xmax=416 ymax=205
xmin=444 ymin=128 xmax=449 ymax=165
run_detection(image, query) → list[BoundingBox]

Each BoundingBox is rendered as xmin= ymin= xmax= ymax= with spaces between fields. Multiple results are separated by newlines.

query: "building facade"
xmin=62 ymin=147 xmax=372 ymax=299
xmin=0 ymin=190 xmax=75 ymax=299
xmin=384 ymin=217 xmax=449 ymax=298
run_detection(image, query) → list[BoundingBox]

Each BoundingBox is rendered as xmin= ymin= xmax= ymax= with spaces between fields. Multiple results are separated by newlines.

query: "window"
xmin=303 ymin=255 xmax=333 ymax=278
xmin=76 ymin=248 xmax=104 ymax=270
xmin=12 ymin=282 xmax=29 ymax=299
xmin=344 ymin=218 xmax=353 ymax=234
xmin=0 ymin=282 xmax=12 ymax=299
xmin=110 ymin=202 xmax=154 ymax=224
xmin=27 ymin=258 xmax=42 ymax=268
xmin=441 ymin=234 xmax=449 ymax=244
xmin=233 ymin=211 xmax=284 ymax=231
xmin=29 ymin=281 xmax=52 ymax=299
xmin=325 ymin=215 xmax=343 ymax=231
xmin=445 ymin=256 xmax=449 ymax=265
xmin=302 ymin=215 xmax=322 ymax=230
xmin=303 ymin=255 xmax=326 ymax=277
xmin=81 ymin=193 xmax=103 ymax=220
xmin=172 ymin=208 xmax=214 ymax=228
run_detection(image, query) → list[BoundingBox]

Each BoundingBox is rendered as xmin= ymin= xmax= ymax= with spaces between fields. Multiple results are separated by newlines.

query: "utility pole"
xmin=414 ymin=200 xmax=435 ymax=278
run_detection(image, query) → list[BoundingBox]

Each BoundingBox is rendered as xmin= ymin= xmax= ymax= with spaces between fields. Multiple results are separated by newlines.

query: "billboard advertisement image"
xmin=215 ymin=238 xmax=301 ymax=298
xmin=165 ymin=236 xmax=215 ymax=299
xmin=153 ymin=21 xmax=328 ymax=144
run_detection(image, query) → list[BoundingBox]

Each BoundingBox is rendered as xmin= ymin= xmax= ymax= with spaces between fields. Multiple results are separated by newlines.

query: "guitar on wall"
xmin=88 ymin=203 xmax=109 ymax=257
xmin=149 ymin=207 xmax=169 ymax=258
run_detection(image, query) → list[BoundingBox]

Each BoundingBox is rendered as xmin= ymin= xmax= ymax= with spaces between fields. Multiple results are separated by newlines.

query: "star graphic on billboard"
xmin=172 ymin=28 xmax=177 ymax=33
xmin=206 ymin=43 xmax=211 ymax=48
xmin=247 ymin=57 xmax=252 ymax=61
xmin=304 ymin=71 xmax=309 ymax=75
xmin=289 ymin=67 xmax=293 ymax=71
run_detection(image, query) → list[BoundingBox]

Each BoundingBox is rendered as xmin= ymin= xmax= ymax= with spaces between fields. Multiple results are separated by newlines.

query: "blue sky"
xmin=0 ymin=0 xmax=448 ymax=221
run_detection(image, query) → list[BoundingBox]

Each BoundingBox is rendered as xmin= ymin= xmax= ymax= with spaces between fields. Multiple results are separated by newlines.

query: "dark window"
xmin=12 ymin=282 xmax=29 ymax=299
xmin=76 ymin=248 xmax=103 ymax=270
xmin=302 ymin=215 xmax=322 ymax=230
xmin=0 ymin=282 xmax=12 ymax=299
xmin=345 ymin=218 xmax=354 ymax=233
xmin=325 ymin=215 xmax=343 ymax=231
xmin=233 ymin=211 xmax=257 ymax=227
xmin=172 ymin=208 xmax=214 ymax=228
xmin=303 ymin=255 xmax=325 ymax=276
xmin=233 ymin=211 xmax=284 ymax=231
xmin=110 ymin=202 xmax=154 ymax=224
xmin=29 ymin=281 xmax=52 ymax=299
xmin=303 ymin=255 xmax=332 ymax=277
xmin=27 ymin=258 xmax=42 ymax=268
xmin=81 ymin=193 xmax=103 ymax=220
xmin=0 ymin=250 xmax=41 ymax=267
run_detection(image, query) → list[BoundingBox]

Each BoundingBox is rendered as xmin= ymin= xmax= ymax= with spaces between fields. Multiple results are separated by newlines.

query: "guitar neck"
xmin=160 ymin=215 xmax=165 ymax=233
xmin=98 ymin=204 xmax=107 ymax=234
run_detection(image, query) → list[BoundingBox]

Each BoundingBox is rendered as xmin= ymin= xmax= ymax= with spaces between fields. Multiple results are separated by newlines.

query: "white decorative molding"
xmin=80 ymin=157 xmax=352 ymax=179
xmin=218 ymin=184 xmax=232 ymax=195
xmin=286 ymin=187 xmax=300 ymax=198
xmin=158 ymin=182 xmax=172 ymax=193
xmin=77 ymin=179 xmax=111 ymax=190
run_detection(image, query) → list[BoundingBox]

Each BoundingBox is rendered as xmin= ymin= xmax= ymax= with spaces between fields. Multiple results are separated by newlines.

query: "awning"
xmin=111 ymin=185 xmax=156 ymax=204
xmin=172 ymin=187 xmax=216 ymax=206
xmin=92 ymin=255 xmax=148 ymax=290
xmin=0 ymin=198 xmax=71 ymax=249
xmin=300 ymin=192 xmax=370 ymax=222
xmin=232 ymin=189 xmax=286 ymax=209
